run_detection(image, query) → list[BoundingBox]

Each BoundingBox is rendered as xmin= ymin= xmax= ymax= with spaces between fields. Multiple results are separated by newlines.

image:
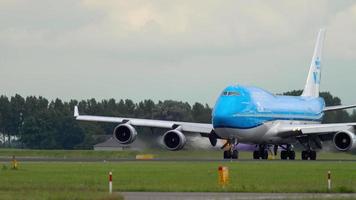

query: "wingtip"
xmin=74 ymin=106 xmax=79 ymax=117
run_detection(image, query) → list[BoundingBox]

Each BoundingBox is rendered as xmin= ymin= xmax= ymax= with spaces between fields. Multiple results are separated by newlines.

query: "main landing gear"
xmin=220 ymin=140 xmax=317 ymax=160
xmin=253 ymin=144 xmax=269 ymax=159
xmin=298 ymin=136 xmax=318 ymax=160
xmin=280 ymin=144 xmax=296 ymax=160
xmin=279 ymin=144 xmax=317 ymax=160
xmin=252 ymin=144 xmax=296 ymax=160
xmin=301 ymin=150 xmax=317 ymax=160
xmin=253 ymin=144 xmax=296 ymax=160
xmin=222 ymin=139 xmax=239 ymax=159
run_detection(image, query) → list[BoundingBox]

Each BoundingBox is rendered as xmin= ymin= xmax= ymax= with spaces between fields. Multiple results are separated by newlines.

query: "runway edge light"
xmin=109 ymin=171 xmax=113 ymax=194
xmin=11 ymin=155 xmax=18 ymax=170
xmin=327 ymin=170 xmax=331 ymax=192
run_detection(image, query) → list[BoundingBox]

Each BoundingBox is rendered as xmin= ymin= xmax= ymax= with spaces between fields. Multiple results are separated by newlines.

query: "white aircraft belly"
xmin=215 ymin=124 xmax=268 ymax=143
xmin=214 ymin=120 xmax=317 ymax=144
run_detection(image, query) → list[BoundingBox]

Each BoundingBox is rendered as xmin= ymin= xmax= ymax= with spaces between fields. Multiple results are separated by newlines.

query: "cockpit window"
xmin=222 ymin=91 xmax=240 ymax=96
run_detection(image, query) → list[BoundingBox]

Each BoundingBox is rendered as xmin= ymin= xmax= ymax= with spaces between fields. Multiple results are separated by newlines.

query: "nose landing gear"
xmin=222 ymin=139 xmax=239 ymax=159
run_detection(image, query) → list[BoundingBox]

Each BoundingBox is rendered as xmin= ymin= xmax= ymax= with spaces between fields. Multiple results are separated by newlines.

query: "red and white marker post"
xmin=109 ymin=171 xmax=113 ymax=194
xmin=327 ymin=170 xmax=331 ymax=191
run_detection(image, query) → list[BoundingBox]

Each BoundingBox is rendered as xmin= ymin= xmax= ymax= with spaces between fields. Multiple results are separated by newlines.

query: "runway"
xmin=121 ymin=192 xmax=356 ymax=200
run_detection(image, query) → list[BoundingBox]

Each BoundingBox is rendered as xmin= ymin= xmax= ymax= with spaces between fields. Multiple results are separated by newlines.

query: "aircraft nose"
xmin=212 ymin=108 xmax=232 ymax=127
xmin=212 ymin=115 xmax=225 ymax=126
xmin=213 ymin=97 xmax=236 ymax=126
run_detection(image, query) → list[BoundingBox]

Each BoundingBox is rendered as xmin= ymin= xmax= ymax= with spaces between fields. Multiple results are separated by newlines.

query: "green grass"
xmin=1 ymin=162 xmax=123 ymax=200
xmin=0 ymin=148 xmax=355 ymax=160
xmin=0 ymin=148 xmax=227 ymax=159
xmin=0 ymin=148 xmax=137 ymax=159
xmin=0 ymin=149 xmax=355 ymax=199
xmin=1 ymin=161 xmax=356 ymax=199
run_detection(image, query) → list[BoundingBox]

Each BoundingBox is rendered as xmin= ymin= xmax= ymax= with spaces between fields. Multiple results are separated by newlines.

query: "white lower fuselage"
xmin=214 ymin=120 xmax=320 ymax=144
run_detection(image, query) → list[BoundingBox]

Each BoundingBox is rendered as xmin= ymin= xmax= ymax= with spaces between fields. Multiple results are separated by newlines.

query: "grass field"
xmin=1 ymin=149 xmax=356 ymax=199
xmin=0 ymin=148 xmax=355 ymax=160
xmin=1 ymin=160 xmax=356 ymax=199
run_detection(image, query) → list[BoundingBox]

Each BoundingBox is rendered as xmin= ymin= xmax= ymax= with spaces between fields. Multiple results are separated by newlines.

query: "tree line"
xmin=0 ymin=90 xmax=355 ymax=149
xmin=0 ymin=95 xmax=211 ymax=149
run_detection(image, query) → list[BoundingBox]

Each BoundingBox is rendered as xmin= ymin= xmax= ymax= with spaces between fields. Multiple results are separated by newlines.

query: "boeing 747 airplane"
xmin=74 ymin=29 xmax=356 ymax=160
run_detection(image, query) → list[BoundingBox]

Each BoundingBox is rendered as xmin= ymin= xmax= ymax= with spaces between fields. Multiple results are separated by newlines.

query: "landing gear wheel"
xmin=301 ymin=151 xmax=309 ymax=160
xmin=253 ymin=144 xmax=269 ymax=160
xmin=281 ymin=150 xmax=295 ymax=160
xmin=288 ymin=151 xmax=296 ymax=160
xmin=231 ymin=150 xmax=239 ymax=159
xmin=222 ymin=138 xmax=239 ymax=160
xmin=253 ymin=151 xmax=259 ymax=159
xmin=310 ymin=151 xmax=316 ymax=160
xmin=301 ymin=150 xmax=317 ymax=160
xmin=223 ymin=150 xmax=231 ymax=159
xmin=261 ymin=150 xmax=268 ymax=160
xmin=281 ymin=150 xmax=288 ymax=160
xmin=253 ymin=150 xmax=268 ymax=159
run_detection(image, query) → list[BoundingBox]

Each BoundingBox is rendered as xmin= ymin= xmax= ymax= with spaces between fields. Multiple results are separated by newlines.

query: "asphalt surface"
xmin=121 ymin=192 xmax=356 ymax=200
xmin=1 ymin=157 xmax=356 ymax=162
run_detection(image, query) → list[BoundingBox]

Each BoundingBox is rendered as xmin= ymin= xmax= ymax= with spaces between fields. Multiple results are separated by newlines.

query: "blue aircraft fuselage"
xmin=212 ymin=85 xmax=325 ymax=130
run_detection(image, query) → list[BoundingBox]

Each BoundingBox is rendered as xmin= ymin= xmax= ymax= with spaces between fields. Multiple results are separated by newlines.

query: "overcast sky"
xmin=1 ymin=0 xmax=356 ymax=106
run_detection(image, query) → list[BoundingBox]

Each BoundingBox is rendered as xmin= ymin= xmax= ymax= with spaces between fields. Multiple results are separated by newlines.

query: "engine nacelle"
xmin=162 ymin=129 xmax=186 ymax=151
xmin=113 ymin=123 xmax=137 ymax=144
xmin=333 ymin=130 xmax=356 ymax=151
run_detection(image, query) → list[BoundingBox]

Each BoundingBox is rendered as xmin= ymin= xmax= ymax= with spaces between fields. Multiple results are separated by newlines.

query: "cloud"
xmin=0 ymin=0 xmax=351 ymax=55
xmin=0 ymin=0 xmax=356 ymax=105
xmin=327 ymin=4 xmax=356 ymax=59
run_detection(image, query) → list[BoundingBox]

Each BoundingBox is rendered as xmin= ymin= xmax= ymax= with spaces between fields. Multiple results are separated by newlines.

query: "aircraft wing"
xmin=74 ymin=106 xmax=213 ymax=134
xmin=323 ymin=104 xmax=356 ymax=112
xmin=277 ymin=123 xmax=356 ymax=138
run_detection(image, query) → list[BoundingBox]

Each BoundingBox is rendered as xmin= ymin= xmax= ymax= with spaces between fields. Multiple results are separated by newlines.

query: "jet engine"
xmin=333 ymin=130 xmax=356 ymax=151
xmin=113 ymin=123 xmax=137 ymax=144
xmin=162 ymin=129 xmax=186 ymax=151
